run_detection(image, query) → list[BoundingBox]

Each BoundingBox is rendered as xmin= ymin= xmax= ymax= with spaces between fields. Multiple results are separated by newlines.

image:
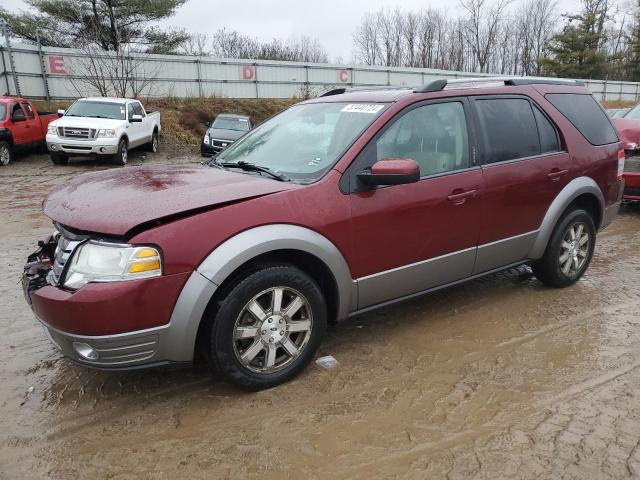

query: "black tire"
xmin=146 ymin=130 xmax=159 ymax=153
xmin=113 ymin=138 xmax=128 ymax=165
xmin=0 ymin=140 xmax=12 ymax=166
xmin=531 ymin=208 xmax=596 ymax=288
xmin=50 ymin=153 xmax=68 ymax=165
xmin=207 ymin=265 xmax=327 ymax=390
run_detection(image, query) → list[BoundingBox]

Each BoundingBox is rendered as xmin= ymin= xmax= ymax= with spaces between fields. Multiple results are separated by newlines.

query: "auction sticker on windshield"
xmin=341 ymin=104 xmax=385 ymax=114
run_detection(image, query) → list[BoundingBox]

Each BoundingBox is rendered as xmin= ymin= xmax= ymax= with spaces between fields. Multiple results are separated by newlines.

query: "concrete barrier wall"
xmin=2 ymin=43 xmax=640 ymax=102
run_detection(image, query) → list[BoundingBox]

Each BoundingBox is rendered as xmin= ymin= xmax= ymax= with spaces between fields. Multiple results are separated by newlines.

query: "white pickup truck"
xmin=46 ymin=97 xmax=161 ymax=165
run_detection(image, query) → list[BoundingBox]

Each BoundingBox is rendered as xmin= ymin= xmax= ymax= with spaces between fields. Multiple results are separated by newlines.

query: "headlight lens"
xmin=64 ymin=241 xmax=162 ymax=289
xmin=47 ymin=124 xmax=57 ymax=135
xmin=97 ymin=129 xmax=116 ymax=138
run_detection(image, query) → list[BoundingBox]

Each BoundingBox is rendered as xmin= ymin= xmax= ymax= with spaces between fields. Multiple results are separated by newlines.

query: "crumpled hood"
xmin=612 ymin=118 xmax=640 ymax=149
xmin=43 ymin=164 xmax=298 ymax=236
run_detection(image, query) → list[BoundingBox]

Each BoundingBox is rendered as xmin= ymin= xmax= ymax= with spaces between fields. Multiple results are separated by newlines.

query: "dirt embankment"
xmin=33 ymin=97 xmax=297 ymax=146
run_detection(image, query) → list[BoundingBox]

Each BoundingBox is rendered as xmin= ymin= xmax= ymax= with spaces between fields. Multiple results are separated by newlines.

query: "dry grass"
xmin=32 ymin=97 xmax=297 ymax=146
xmin=602 ymin=100 xmax=636 ymax=109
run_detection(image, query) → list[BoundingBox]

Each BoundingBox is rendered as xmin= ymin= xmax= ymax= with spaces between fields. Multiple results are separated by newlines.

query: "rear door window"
xmin=545 ymin=93 xmax=618 ymax=145
xmin=132 ymin=102 xmax=145 ymax=117
xmin=475 ymin=98 xmax=540 ymax=163
xmin=533 ymin=106 xmax=560 ymax=153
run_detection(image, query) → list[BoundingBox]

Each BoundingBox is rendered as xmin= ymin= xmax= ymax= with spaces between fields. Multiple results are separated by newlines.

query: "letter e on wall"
xmin=48 ymin=56 xmax=66 ymax=75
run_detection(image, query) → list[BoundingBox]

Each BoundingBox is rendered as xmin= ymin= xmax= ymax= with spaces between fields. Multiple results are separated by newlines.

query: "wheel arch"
xmin=162 ymin=225 xmax=355 ymax=363
xmin=529 ymin=176 xmax=604 ymax=259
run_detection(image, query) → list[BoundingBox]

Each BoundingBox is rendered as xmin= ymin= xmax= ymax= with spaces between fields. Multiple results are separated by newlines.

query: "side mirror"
xmin=357 ymin=159 xmax=420 ymax=187
xmin=130 ymin=114 xmax=143 ymax=123
xmin=57 ymin=109 xmax=65 ymax=116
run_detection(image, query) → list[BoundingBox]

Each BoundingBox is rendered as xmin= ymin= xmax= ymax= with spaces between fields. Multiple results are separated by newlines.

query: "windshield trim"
xmin=212 ymin=101 xmax=391 ymax=185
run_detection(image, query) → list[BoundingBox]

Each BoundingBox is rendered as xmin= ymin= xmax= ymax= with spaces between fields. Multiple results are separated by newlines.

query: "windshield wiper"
xmin=212 ymin=160 xmax=290 ymax=182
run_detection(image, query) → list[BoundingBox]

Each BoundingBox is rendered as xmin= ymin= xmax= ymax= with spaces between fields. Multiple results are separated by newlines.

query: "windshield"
xmin=624 ymin=104 xmax=640 ymax=120
xmin=0 ymin=104 xmax=5 ymax=121
xmin=214 ymin=102 xmax=389 ymax=182
xmin=65 ymin=101 xmax=126 ymax=120
xmin=213 ymin=116 xmax=250 ymax=132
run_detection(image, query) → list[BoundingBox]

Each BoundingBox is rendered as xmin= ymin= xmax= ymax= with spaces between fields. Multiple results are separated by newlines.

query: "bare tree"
xmin=352 ymin=12 xmax=381 ymax=65
xmin=181 ymin=33 xmax=210 ymax=56
xmin=460 ymin=0 xmax=513 ymax=72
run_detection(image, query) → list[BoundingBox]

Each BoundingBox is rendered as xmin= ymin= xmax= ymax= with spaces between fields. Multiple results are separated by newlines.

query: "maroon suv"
xmin=23 ymin=78 xmax=624 ymax=389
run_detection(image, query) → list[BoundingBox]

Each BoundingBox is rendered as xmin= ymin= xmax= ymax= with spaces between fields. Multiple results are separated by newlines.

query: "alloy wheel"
xmin=233 ymin=286 xmax=313 ymax=373
xmin=121 ymin=142 xmax=128 ymax=164
xmin=559 ymin=222 xmax=590 ymax=277
xmin=0 ymin=145 xmax=10 ymax=166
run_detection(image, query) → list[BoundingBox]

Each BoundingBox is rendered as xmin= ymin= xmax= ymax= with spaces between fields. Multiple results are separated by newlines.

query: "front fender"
xmin=163 ymin=225 xmax=354 ymax=362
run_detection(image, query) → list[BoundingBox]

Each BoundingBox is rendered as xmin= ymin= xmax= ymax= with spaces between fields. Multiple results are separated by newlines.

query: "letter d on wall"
xmin=242 ymin=65 xmax=255 ymax=80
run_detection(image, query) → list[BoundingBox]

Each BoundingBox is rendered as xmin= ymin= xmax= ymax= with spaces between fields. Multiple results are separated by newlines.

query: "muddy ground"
xmin=1 ymin=145 xmax=640 ymax=479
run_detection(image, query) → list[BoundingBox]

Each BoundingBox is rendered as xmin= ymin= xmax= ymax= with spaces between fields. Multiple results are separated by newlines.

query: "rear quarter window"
xmin=545 ymin=93 xmax=618 ymax=146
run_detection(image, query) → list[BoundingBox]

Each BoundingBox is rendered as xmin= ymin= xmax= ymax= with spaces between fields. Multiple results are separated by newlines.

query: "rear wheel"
xmin=50 ymin=153 xmax=68 ymax=165
xmin=112 ymin=138 xmax=128 ymax=165
xmin=207 ymin=265 xmax=327 ymax=390
xmin=531 ymin=209 xmax=596 ymax=288
xmin=146 ymin=130 xmax=159 ymax=153
xmin=0 ymin=141 xmax=12 ymax=166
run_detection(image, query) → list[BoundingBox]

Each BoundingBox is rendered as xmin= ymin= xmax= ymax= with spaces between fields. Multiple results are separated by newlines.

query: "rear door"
xmin=348 ymin=98 xmax=483 ymax=309
xmin=471 ymin=95 xmax=572 ymax=273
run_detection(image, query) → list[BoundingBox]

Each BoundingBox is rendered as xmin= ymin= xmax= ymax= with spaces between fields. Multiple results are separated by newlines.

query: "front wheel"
xmin=207 ymin=265 xmax=327 ymax=390
xmin=112 ymin=138 xmax=128 ymax=165
xmin=0 ymin=141 xmax=12 ymax=166
xmin=531 ymin=209 xmax=596 ymax=288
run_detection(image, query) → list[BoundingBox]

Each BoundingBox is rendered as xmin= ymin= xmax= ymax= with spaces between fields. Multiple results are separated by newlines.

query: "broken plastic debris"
xmin=316 ymin=355 xmax=339 ymax=369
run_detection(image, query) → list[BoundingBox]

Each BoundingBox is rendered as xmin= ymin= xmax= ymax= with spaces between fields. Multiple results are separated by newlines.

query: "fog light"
xmin=73 ymin=342 xmax=99 ymax=360
xmin=99 ymin=147 xmax=106 ymax=153
xmin=49 ymin=144 xmax=57 ymax=151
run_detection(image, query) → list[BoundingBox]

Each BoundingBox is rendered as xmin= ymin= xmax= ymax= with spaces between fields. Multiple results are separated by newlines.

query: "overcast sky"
xmin=4 ymin=0 xmax=582 ymax=61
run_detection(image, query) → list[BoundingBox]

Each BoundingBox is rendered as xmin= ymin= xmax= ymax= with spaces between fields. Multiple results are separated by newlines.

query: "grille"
xmin=57 ymin=127 xmax=97 ymax=139
xmin=50 ymin=234 xmax=82 ymax=285
xmin=212 ymin=139 xmax=234 ymax=149
xmin=624 ymin=156 xmax=640 ymax=173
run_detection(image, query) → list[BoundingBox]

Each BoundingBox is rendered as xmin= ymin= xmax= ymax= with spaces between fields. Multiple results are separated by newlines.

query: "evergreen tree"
xmin=0 ymin=0 xmax=190 ymax=53
xmin=540 ymin=4 xmax=608 ymax=79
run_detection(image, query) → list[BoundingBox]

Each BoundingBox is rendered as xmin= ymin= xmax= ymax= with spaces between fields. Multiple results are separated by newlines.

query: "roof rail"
xmin=320 ymin=85 xmax=414 ymax=97
xmin=320 ymin=88 xmax=347 ymax=97
xmin=413 ymin=77 xmax=585 ymax=93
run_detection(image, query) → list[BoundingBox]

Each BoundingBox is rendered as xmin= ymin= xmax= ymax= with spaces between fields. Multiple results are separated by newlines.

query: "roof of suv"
xmin=306 ymin=77 xmax=586 ymax=104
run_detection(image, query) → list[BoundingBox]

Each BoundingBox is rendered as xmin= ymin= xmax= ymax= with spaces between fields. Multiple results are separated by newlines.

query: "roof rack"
xmin=413 ymin=77 xmax=584 ymax=93
xmin=320 ymin=85 xmax=414 ymax=97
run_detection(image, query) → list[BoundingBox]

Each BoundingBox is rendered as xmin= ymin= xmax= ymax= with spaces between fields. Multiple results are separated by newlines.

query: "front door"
xmin=470 ymin=96 xmax=573 ymax=273
xmin=9 ymin=102 xmax=30 ymax=145
xmin=347 ymin=98 xmax=483 ymax=309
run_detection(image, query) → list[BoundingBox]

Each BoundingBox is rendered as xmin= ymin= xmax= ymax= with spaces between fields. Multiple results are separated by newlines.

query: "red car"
xmin=611 ymin=108 xmax=640 ymax=201
xmin=23 ymin=78 xmax=623 ymax=389
xmin=0 ymin=97 xmax=60 ymax=165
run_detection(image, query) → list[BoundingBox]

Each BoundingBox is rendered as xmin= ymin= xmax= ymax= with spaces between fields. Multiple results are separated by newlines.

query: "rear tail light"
xmin=617 ymin=149 xmax=625 ymax=180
